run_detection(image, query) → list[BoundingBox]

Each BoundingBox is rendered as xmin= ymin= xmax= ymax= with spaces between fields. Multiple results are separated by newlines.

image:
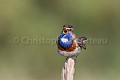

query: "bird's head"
xmin=62 ymin=25 xmax=74 ymax=35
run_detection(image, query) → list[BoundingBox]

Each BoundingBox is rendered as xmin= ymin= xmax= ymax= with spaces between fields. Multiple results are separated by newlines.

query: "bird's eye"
xmin=69 ymin=29 xmax=71 ymax=31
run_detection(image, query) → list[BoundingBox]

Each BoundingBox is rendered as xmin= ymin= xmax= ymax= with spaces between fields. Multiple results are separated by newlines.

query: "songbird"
xmin=56 ymin=25 xmax=87 ymax=57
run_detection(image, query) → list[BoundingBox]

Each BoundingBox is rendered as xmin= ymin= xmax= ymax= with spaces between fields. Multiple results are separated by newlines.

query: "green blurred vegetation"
xmin=0 ymin=0 xmax=120 ymax=80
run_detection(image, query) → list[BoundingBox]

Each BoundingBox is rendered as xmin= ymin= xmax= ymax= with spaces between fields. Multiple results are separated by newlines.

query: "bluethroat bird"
xmin=56 ymin=25 xmax=87 ymax=57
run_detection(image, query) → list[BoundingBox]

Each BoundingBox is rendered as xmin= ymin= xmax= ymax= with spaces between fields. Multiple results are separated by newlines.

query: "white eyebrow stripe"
xmin=65 ymin=28 xmax=73 ymax=31
xmin=66 ymin=28 xmax=71 ymax=30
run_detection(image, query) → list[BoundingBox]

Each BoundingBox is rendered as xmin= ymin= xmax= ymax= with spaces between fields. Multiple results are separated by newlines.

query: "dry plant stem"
xmin=61 ymin=57 xmax=76 ymax=80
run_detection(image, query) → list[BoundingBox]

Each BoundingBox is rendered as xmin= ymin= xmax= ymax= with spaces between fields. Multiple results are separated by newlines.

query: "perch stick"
xmin=61 ymin=57 xmax=76 ymax=80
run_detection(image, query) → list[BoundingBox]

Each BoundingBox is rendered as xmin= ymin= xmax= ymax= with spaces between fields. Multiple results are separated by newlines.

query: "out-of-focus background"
xmin=0 ymin=0 xmax=120 ymax=80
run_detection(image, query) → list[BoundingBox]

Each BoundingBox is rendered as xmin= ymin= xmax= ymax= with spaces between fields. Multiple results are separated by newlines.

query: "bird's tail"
xmin=78 ymin=37 xmax=87 ymax=50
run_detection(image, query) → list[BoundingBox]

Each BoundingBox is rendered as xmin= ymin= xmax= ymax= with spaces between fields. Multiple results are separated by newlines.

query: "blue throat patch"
xmin=58 ymin=32 xmax=72 ymax=49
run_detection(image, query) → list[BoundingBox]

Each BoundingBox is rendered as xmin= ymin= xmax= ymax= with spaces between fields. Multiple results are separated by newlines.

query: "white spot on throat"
xmin=61 ymin=38 xmax=68 ymax=43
